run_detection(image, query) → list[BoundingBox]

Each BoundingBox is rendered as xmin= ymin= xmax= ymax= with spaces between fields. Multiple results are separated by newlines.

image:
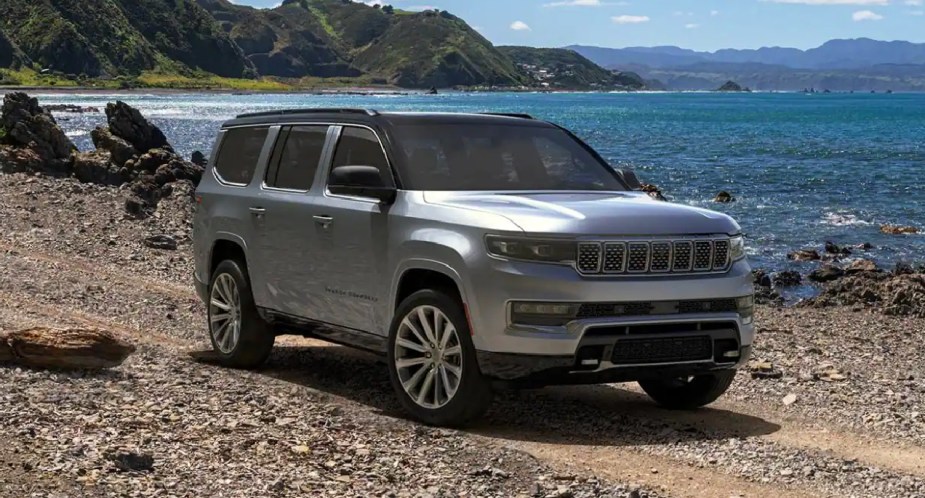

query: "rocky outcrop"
xmin=0 ymin=327 xmax=135 ymax=370
xmin=0 ymin=93 xmax=77 ymax=172
xmin=716 ymin=80 xmax=745 ymax=92
xmin=788 ymin=249 xmax=821 ymax=262
xmin=640 ymin=183 xmax=666 ymax=201
xmin=713 ymin=191 xmax=735 ymax=203
xmin=807 ymin=272 xmax=925 ymax=318
xmin=881 ymin=224 xmax=919 ymax=235
xmin=808 ymin=265 xmax=844 ymax=283
xmin=0 ymin=94 xmax=203 ymax=217
xmin=105 ymin=101 xmax=172 ymax=154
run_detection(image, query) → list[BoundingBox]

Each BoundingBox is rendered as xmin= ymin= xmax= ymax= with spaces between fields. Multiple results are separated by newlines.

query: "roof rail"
xmin=235 ymin=108 xmax=380 ymax=119
xmin=481 ymin=112 xmax=535 ymax=120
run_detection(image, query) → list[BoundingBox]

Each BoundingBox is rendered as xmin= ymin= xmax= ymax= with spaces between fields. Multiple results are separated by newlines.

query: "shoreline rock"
xmin=0 ymin=92 xmax=203 ymax=218
xmin=713 ymin=191 xmax=735 ymax=203
xmin=881 ymin=224 xmax=918 ymax=235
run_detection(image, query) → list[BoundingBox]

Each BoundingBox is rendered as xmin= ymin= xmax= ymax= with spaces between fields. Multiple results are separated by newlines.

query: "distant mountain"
xmin=570 ymin=39 xmax=925 ymax=91
xmin=569 ymin=39 xmax=925 ymax=70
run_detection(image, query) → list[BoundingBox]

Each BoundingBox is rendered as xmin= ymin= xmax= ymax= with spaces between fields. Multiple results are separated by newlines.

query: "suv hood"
xmin=423 ymin=191 xmax=740 ymax=236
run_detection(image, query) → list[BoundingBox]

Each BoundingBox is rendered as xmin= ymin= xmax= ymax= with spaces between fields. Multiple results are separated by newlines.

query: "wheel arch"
xmin=209 ymin=234 xmax=249 ymax=278
xmin=391 ymin=260 xmax=468 ymax=313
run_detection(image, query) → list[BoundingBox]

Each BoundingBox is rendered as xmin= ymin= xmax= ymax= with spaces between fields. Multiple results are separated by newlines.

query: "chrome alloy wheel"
xmin=209 ymin=273 xmax=242 ymax=354
xmin=394 ymin=305 xmax=463 ymax=409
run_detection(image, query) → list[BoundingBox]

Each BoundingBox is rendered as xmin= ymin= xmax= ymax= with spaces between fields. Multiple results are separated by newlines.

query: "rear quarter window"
xmin=214 ymin=127 xmax=269 ymax=185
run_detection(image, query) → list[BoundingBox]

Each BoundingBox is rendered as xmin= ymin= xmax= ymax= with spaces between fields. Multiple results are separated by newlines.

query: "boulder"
xmin=713 ymin=191 xmax=735 ymax=203
xmin=91 ymin=126 xmax=136 ymax=168
xmin=788 ymin=249 xmax=821 ymax=262
xmin=0 ymin=145 xmax=44 ymax=174
xmin=880 ymin=224 xmax=918 ymax=235
xmin=72 ymin=150 xmax=124 ymax=185
xmin=845 ymin=259 xmax=879 ymax=274
xmin=191 ymin=150 xmax=207 ymax=166
xmin=143 ymin=234 xmax=178 ymax=251
xmin=824 ymin=241 xmax=851 ymax=256
xmin=640 ymin=183 xmax=666 ymax=201
xmin=808 ymin=265 xmax=844 ymax=283
xmin=0 ymin=92 xmax=76 ymax=164
xmin=773 ymin=270 xmax=802 ymax=287
xmin=105 ymin=101 xmax=171 ymax=154
xmin=807 ymin=273 xmax=925 ymax=317
xmin=136 ymin=148 xmax=175 ymax=173
xmin=752 ymin=269 xmax=772 ymax=288
xmin=0 ymin=327 xmax=134 ymax=370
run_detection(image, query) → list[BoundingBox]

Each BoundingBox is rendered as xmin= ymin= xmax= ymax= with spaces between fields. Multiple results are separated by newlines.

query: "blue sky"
xmin=231 ymin=0 xmax=925 ymax=51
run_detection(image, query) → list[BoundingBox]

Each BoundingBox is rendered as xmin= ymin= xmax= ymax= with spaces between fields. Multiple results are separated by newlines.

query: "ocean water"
xmin=25 ymin=91 xmax=925 ymax=280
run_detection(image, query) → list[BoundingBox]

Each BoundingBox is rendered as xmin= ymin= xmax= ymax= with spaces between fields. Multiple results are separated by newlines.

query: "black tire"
xmin=638 ymin=370 xmax=737 ymax=410
xmin=207 ymin=259 xmax=275 ymax=369
xmin=387 ymin=289 xmax=493 ymax=427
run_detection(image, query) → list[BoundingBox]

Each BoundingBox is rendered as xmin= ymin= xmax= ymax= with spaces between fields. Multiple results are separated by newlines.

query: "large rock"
xmin=72 ymin=150 xmax=124 ymax=185
xmin=807 ymin=273 xmax=925 ymax=317
xmin=0 ymin=145 xmax=44 ymax=174
xmin=881 ymin=224 xmax=919 ymax=235
xmin=788 ymin=249 xmax=821 ymax=262
xmin=0 ymin=327 xmax=135 ymax=370
xmin=0 ymin=92 xmax=76 ymax=164
xmin=105 ymin=101 xmax=171 ymax=154
xmin=91 ymin=126 xmax=136 ymax=168
xmin=808 ymin=265 xmax=844 ymax=283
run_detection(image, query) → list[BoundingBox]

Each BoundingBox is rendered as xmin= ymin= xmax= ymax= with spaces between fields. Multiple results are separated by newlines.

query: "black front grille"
xmin=574 ymin=238 xmax=730 ymax=275
xmin=694 ymin=241 xmax=713 ymax=270
xmin=650 ymin=242 xmax=671 ymax=272
xmin=713 ymin=240 xmax=730 ymax=269
xmin=577 ymin=243 xmax=601 ymax=273
xmin=603 ymin=243 xmax=626 ymax=273
xmin=627 ymin=243 xmax=649 ymax=272
xmin=611 ymin=336 xmax=713 ymax=365
xmin=673 ymin=241 xmax=692 ymax=271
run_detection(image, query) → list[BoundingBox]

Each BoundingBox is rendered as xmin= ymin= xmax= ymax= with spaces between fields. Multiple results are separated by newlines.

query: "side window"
xmin=265 ymin=125 xmax=329 ymax=191
xmin=214 ymin=127 xmax=268 ymax=185
xmin=329 ymin=127 xmax=390 ymax=184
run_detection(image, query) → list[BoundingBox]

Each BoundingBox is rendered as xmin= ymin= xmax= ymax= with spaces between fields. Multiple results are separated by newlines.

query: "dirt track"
xmin=1 ymin=174 xmax=924 ymax=497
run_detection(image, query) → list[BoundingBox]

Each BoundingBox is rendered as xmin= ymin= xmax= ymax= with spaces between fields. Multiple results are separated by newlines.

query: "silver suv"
xmin=193 ymin=109 xmax=754 ymax=426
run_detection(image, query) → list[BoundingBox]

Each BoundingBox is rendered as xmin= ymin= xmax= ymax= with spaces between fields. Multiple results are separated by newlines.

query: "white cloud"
xmin=672 ymin=10 xmax=694 ymax=16
xmin=710 ymin=9 xmax=720 ymax=16
xmin=612 ymin=14 xmax=650 ymax=23
xmin=510 ymin=20 xmax=532 ymax=31
xmin=764 ymin=0 xmax=888 ymax=4
xmin=905 ymin=0 xmax=923 ymax=4
xmin=853 ymin=9 xmax=885 ymax=19
xmin=685 ymin=23 xmax=700 ymax=28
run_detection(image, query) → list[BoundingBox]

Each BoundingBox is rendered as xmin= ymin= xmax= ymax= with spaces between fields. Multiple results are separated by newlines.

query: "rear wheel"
xmin=387 ymin=289 xmax=492 ymax=427
xmin=639 ymin=370 xmax=736 ymax=409
xmin=208 ymin=259 xmax=274 ymax=368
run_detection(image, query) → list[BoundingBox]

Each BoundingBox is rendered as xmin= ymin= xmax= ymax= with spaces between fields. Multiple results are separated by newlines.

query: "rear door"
xmin=250 ymin=125 xmax=334 ymax=318
xmin=310 ymin=125 xmax=395 ymax=334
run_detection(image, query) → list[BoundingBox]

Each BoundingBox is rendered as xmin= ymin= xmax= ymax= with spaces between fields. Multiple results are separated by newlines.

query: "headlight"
xmin=486 ymin=236 xmax=576 ymax=264
xmin=730 ymin=235 xmax=746 ymax=261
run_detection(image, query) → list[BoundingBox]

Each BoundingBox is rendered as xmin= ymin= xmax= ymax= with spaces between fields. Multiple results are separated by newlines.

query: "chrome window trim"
xmin=322 ymin=124 xmax=397 ymax=204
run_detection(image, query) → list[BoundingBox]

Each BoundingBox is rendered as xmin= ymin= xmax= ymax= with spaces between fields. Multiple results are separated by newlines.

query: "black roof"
xmin=222 ymin=109 xmax=554 ymax=129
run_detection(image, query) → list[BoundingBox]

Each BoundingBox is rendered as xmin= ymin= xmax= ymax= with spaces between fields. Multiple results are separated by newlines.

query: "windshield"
xmin=391 ymin=124 xmax=626 ymax=191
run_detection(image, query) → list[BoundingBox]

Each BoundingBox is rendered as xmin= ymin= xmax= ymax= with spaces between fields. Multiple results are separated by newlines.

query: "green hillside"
xmin=0 ymin=0 xmax=629 ymax=89
xmin=498 ymin=46 xmax=646 ymax=90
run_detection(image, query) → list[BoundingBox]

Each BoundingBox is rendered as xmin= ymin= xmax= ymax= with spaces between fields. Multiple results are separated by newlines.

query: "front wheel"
xmin=387 ymin=289 xmax=492 ymax=427
xmin=207 ymin=259 xmax=275 ymax=369
xmin=639 ymin=370 xmax=737 ymax=410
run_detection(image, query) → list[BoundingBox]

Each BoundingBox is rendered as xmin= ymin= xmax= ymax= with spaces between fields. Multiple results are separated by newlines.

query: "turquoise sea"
xmin=30 ymin=91 xmax=925 ymax=282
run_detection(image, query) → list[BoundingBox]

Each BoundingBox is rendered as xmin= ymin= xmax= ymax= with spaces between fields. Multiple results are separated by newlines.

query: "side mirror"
xmin=329 ymin=165 xmax=397 ymax=204
xmin=616 ymin=168 xmax=643 ymax=190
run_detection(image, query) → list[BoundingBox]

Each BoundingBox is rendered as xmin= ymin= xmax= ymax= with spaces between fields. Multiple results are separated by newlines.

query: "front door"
xmin=310 ymin=126 xmax=394 ymax=334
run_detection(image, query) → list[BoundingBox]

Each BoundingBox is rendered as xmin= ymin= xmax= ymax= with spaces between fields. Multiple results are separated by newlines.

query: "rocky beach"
xmin=1 ymin=92 xmax=924 ymax=497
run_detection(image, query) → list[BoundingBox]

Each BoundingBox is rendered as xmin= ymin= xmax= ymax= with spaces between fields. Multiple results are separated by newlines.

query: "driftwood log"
xmin=0 ymin=327 xmax=135 ymax=370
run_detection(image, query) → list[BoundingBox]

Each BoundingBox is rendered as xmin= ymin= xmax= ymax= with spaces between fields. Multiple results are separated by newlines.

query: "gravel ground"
xmin=1 ymin=172 xmax=925 ymax=497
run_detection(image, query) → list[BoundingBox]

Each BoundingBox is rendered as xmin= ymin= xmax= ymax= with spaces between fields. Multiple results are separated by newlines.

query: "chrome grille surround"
xmin=574 ymin=237 xmax=733 ymax=276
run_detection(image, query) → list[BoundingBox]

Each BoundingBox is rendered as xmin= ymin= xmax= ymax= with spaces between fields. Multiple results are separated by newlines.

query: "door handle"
xmin=249 ymin=207 xmax=266 ymax=217
xmin=313 ymin=215 xmax=334 ymax=227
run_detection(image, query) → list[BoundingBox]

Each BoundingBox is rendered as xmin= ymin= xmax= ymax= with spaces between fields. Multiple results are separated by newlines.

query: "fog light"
xmin=736 ymin=295 xmax=755 ymax=325
xmin=511 ymin=302 xmax=580 ymax=326
xmin=723 ymin=350 xmax=741 ymax=358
